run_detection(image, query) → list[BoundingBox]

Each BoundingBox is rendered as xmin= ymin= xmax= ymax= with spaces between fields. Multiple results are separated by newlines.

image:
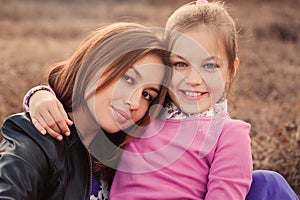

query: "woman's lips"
xmin=112 ymin=106 xmax=130 ymax=124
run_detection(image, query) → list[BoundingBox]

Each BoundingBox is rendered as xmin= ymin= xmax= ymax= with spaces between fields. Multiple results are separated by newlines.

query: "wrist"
xmin=23 ymin=85 xmax=56 ymax=112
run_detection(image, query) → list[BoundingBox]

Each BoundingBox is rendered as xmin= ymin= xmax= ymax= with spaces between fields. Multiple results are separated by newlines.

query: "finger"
xmin=31 ymin=117 xmax=47 ymax=135
xmin=41 ymin=111 xmax=62 ymax=134
xmin=44 ymin=127 xmax=63 ymax=141
xmin=58 ymin=104 xmax=73 ymax=126
xmin=56 ymin=102 xmax=73 ymax=136
xmin=48 ymin=105 xmax=70 ymax=136
xmin=66 ymin=119 xmax=73 ymax=126
xmin=34 ymin=115 xmax=63 ymax=141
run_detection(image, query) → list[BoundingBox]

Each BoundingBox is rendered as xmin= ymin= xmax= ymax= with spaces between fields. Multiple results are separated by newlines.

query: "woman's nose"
xmin=125 ymin=88 xmax=142 ymax=110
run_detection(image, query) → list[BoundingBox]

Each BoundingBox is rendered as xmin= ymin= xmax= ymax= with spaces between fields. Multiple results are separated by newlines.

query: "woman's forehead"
xmin=131 ymin=54 xmax=165 ymax=82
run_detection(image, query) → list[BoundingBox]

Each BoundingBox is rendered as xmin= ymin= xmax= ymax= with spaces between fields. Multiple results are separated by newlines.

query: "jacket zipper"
xmin=87 ymin=152 xmax=93 ymax=200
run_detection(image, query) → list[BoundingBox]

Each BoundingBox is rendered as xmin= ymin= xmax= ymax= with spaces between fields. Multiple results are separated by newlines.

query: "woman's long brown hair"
xmin=48 ymin=22 xmax=172 ymax=186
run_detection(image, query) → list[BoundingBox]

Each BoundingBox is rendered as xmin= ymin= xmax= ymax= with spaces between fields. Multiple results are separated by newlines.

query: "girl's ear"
xmin=233 ymin=57 xmax=239 ymax=76
xmin=227 ymin=57 xmax=239 ymax=82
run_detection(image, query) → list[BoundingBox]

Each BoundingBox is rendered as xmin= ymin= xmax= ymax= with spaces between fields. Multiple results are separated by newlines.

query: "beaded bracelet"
xmin=23 ymin=85 xmax=56 ymax=112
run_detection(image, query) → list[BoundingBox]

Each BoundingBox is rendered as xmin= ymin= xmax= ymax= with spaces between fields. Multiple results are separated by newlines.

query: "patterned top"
xmin=90 ymin=175 xmax=109 ymax=200
xmin=163 ymin=99 xmax=227 ymax=119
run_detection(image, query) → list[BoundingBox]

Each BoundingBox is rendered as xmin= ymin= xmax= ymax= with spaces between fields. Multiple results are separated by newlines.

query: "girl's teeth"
xmin=184 ymin=91 xmax=201 ymax=97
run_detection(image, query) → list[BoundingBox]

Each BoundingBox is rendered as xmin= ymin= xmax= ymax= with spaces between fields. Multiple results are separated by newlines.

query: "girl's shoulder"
xmin=223 ymin=115 xmax=251 ymax=133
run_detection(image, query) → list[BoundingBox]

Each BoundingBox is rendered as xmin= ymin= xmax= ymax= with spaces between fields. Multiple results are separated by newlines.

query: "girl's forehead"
xmin=170 ymin=28 xmax=225 ymax=64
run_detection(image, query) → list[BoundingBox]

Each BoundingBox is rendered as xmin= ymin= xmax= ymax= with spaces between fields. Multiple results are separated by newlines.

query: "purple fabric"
xmin=246 ymin=170 xmax=299 ymax=200
xmin=91 ymin=174 xmax=101 ymax=197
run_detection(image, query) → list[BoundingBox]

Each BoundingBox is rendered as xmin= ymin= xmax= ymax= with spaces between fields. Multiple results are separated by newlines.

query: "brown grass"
xmin=0 ymin=0 xmax=299 ymax=195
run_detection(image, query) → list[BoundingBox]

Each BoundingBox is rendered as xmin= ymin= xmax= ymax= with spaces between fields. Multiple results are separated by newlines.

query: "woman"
xmin=0 ymin=22 xmax=172 ymax=199
xmin=22 ymin=1 xmax=299 ymax=200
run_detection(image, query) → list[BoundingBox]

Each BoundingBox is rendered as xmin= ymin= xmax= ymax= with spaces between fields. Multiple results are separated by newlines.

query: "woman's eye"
xmin=203 ymin=63 xmax=218 ymax=71
xmin=173 ymin=62 xmax=188 ymax=69
xmin=142 ymin=91 xmax=153 ymax=102
xmin=122 ymin=74 xmax=135 ymax=84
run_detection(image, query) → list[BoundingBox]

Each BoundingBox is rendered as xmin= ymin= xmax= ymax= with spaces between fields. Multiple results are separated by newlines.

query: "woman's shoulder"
xmin=1 ymin=112 xmax=64 ymax=156
xmin=2 ymin=112 xmax=34 ymax=130
xmin=0 ymin=113 xmax=56 ymax=171
xmin=2 ymin=112 xmax=47 ymax=141
xmin=2 ymin=113 xmax=36 ymax=138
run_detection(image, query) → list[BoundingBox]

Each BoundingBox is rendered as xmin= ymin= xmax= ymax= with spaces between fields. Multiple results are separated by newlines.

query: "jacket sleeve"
xmin=205 ymin=119 xmax=252 ymax=200
xmin=0 ymin=114 xmax=51 ymax=200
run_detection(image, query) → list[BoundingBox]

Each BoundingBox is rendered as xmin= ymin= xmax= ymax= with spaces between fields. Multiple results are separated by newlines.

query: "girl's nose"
xmin=125 ymin=88 xmax=142 ymax=110
xmin=185 ymin=67 xmax=203 ymax=86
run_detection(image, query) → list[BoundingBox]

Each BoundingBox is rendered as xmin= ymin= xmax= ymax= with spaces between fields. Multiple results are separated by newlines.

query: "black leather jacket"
xmin=0 ymin=113 xmax=91 ymax=200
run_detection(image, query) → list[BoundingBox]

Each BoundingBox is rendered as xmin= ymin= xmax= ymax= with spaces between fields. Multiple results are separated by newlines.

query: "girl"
xmin=110 ymin=1 xmax=251 ymax=199
xmin=21 ymin=1 xmax=299 ymax=200
xmin=0 ymin=22 xmax=172 ymax=199
xmin=110 ymin=2 xmax=298 ymax=199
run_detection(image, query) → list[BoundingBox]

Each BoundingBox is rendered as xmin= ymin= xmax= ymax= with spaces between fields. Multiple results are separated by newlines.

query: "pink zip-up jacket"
xmin=110 ymin=113 xmax=252 ymax=200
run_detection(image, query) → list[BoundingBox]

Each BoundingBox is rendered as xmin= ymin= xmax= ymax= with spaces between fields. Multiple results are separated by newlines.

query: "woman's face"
xmin=168 ymin=27 xmax=235 ymax=114
xmin=90 ymin=53 xmax=165 ymax=133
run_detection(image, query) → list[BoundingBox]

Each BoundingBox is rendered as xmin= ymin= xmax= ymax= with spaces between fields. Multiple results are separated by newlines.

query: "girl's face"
xmin=169 ymin=27 xmax=236 ymax=114
xmin=90 ymin=53 xmax=165 ymax=133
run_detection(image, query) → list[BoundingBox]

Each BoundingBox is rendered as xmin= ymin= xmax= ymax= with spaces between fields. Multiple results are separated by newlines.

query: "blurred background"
xmin=0 ymin=0 xmax=299 ymax=196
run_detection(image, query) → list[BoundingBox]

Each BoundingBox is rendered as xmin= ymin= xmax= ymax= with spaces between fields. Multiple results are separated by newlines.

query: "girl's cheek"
xmin=167 ymin=89 xmax=180 ymax=107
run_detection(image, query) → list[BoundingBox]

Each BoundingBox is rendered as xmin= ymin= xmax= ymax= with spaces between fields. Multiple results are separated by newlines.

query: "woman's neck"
xmin=68 ymin=104 xmax=100 ymax=146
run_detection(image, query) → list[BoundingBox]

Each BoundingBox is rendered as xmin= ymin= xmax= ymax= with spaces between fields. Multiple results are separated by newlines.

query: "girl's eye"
xmin=173 ymin=62 xmax=188 ymax=69
xmin=142 ymin=91 xmax=153 ymax=102
xmin=122 ymin=74 xmax=135 ymax=85
xmin=203 ymin=63 xmax=219 ymax=71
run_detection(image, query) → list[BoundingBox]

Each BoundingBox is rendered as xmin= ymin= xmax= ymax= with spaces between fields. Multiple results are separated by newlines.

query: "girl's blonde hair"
xmin=166 ymin=1 xmax=238 ymax=91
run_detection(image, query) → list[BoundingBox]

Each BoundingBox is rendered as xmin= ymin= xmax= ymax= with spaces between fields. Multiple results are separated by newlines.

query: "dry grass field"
xmin=0 ymin=0 xmax=299 ymax=196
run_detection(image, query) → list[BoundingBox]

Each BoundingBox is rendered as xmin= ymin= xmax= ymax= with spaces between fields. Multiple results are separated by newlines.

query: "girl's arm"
xmin=205 ymin=119 xmax=252 ymax=200
xmin=23 ymin=86 xmax=73 ymax=140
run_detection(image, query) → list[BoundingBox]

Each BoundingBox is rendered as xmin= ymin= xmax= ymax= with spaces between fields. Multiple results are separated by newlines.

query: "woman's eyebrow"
xmin=149 ymin=87 xmax=160 ymax=94
xmin=131 ymin=67 xmax=162 ymax=93
xmin=170 ymin=54 xmax=185 ymax=60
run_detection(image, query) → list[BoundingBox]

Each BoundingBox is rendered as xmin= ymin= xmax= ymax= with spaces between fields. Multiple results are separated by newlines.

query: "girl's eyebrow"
xmin=132 ymin=68 xmax=142 ymax=79
xmin=170 ymin=54 xmax=223 ymax=65
xmin=170 ymin=54 xmax=221 ymax=61
xmin=202 ymin=56 xmax=223 ymax=63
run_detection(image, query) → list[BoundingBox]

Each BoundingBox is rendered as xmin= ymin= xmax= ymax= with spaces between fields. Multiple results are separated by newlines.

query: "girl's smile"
xmin=169 ymin=26 xmax=232 ymax=114
xmin=180 ymin=90 xmax=208 ymax=100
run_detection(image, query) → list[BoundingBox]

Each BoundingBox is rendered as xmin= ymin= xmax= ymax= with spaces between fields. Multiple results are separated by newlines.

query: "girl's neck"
xmin=163 ymin=99 xmax=227 ymax=119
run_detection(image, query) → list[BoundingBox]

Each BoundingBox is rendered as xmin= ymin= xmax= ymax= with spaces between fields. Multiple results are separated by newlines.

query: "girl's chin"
xmin=177 ymin=102 xmax=212 ymax=114
xmin=179 ymin=107 xmax=208 ymax=114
